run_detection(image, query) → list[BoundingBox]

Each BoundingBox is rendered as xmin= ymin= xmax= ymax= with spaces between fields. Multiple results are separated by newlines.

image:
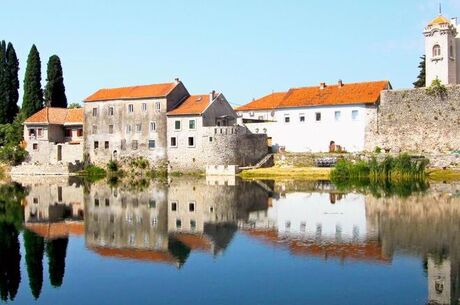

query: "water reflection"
xmin=2 ymin=177 xmax=460 ymax=304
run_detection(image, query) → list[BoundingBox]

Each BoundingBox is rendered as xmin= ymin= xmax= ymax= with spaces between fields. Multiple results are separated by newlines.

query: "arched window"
xmin=433 ymin=44 xmax=441 ymax=57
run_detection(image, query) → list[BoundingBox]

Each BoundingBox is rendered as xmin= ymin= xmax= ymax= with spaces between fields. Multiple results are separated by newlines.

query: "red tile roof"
xmin=173 ymin=234 xmax=212 ymax=252
xmin=236 ymin=81 xmax=390 ymax=111
xmin=167 ymin=94 xmax=210 ymax=115
xmin=84 ymin=82 xmax=178 ymax=102
xmin=25 ymin=221 xmax=84 ymax=240
xmin=24 ymin=107 xmax=84 ymax=125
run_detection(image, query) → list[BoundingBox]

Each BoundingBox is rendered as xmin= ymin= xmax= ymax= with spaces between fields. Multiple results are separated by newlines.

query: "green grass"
xmin=240 ymin=167 xmax=331 ymax=180
xmin=79 ymin=165 xmax=106 ymax=182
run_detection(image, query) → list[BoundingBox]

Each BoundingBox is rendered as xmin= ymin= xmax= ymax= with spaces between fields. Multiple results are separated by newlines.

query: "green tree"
xmin=0 ymin=41 xmax=7 ymax=124
xmin=46 ymin=238 xmax=69 ymax=287
xmin=413 ymin=55 xmax=426 ymax=88
xmin=5 ymin=43 xmax=19 ymax=122
xmin=0 ymin=223 xmax=21 ymax=301
xmin=44 ymin=55 xmax=67 ymax=108
xmin=22 ymin=45 xmax=43 ymax=118
xmin=67 ymin=102 xmax=81 ymax=109
xmin=24 ymin=230 xmax=44 ymax=300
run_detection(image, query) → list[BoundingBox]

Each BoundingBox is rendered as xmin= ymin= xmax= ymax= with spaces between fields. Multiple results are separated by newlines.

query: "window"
xmin=433 ymin=44 xmax=441 ymax=57
xmin=155 ymin=102 xmax=161 ymax=111
xmin=149 ymin=199 xmax=156 ymax=208
xmin=170 ymin=137 xmax=177 ymax=147
xmin=126 ymin=125 xmax=132 ymax=134
xmin=136 ymin=124 xmax=142 ymax=133
xmin=128 ymin=104 xmax=134 ymax=113
xmin=249 ymin=111 xmax=254 ymax=117
xmin=190 ymin=220 xmax=196 ymax=230
xmin=174 ymin=120 xmax=181 ymax=130
xmin=284 ymin=115 xmax=290 ymax=123
xmin=92 ymin=125 xmax=97 ymax=134
xmin=335 ymin=111 xmax=341 ymax=121
xmin=37 ymin=128 xmax=43 ymax=137
xmin=188 ymin=137 xmax=195 ymax=147
xmin=105 ymin=198 xmax=110 ymax=207
xmin=299 ymin=114 xmax=305 ymax=122
xmin=109 ymin=125 xmax=114 ymax=134
xmin=352 ymin=110 xmax=359 ymax=121
xmin=150 ymin=121 xmax=156 ymax=132
xmin=142 ymin=103 xmax=147 ymax=111
xmin=94 ymin=198 xmax=99 ymax=207
xmin=209 ymin=137 xmax=213 ymax=142
xmin=315 ymin=112 xmax=321 ymax=121
xmin=33 ymin=197 xmax=39 ymax=204
xmin=77 ymin=128 xmax=83 ymax=137
xmin=33 ymin=143 xmax=38 ymax=151
xmin=104 ymin=141 xmax=109 ymax=149
xmin=189 ymin=119 xmax=196 ymax=130
xmin=108 ymin=106 xmax=114 ymax=116
xmin=131 ymin=140 xmax=138 ymax=150
xmin=171 ymin=202 xmax=177 ymax=211
xmin=148 ymin=140 xmax=155 ymax=149
xmin=285 ymin=221 xmax=291 ymax=230
xmin=92 ymin=108 xmax=98 ymax=116
xmin=189 ymin=202 xmax=195 ymax=212
xmin=94 ymin=141 xmax=99 ymax=149
xmin=176 ymin=219 xmax=182 ymax=229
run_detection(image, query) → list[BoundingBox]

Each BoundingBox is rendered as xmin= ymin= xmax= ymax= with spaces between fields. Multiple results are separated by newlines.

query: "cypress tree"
xmin=6 ymin=43 xmax=19 ymax=122
xmin=22 ymin=45 xmax=43 ymax=118
xmin=24 ymin=230 xmax=44 ymax=300
xmin=0 ymin=41 xmax=7 ymax=124
xmin=44 ymin=55 xmax=67 ymax=108
xmin=413 ymin=55 xmax=426 ymax=88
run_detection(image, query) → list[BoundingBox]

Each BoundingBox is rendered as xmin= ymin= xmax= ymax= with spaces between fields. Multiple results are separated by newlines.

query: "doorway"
xmin=57 ymin=145 xmax=62 ymax=161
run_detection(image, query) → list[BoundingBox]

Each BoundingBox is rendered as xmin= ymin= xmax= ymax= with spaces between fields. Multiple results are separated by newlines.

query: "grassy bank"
xmin=427 ymin=168 xmax=460 ymax=181
xmin=239 ymin=167 xmax=332 ymax=180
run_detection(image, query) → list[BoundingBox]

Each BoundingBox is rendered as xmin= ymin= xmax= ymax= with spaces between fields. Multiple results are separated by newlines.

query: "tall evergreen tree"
xmin=0 ymin=41 xmax=8 ymax=124
xmin=6 ymin=43 xmax=19 ymax=122
xmin=0 ymin=223 xmax=21 ymax=301
xmin=46 ymin=238 xmax=68 ymax=287
xmin=24 ymin=230 xmax=44 ymax=300
xmin=22 ymin=45 xmax=43 ymax=118
xmin=44 ymin=55 xmax=67 ymax=108
xmin=413 ymin=55 xmax=426 ymax=88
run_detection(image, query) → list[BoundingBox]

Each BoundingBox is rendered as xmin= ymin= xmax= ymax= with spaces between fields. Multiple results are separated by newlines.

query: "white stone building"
xmin=424 ymin=14 xmax=460 ymax=86
xmin=237 ymin=80 xmax=391 ymax=153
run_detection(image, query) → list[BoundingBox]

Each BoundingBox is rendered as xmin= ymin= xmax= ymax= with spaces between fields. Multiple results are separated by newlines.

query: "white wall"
xmin=240 ymin=104 xmax=372 ymax=152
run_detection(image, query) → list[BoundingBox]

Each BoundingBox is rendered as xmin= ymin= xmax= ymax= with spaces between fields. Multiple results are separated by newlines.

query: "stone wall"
xmin=365 ymin=86 xmax=460 ymax=154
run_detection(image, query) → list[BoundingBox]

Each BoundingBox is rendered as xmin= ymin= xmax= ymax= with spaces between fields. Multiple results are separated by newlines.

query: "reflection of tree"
xmin=46 ymin=238 xmax=69 ymax=287
xmin=0 ymin=183 xmax=27 ymax=301
xmin=0 ymin=222 xmax=21 ymax=301
xmin=24 ymin=230 xmax=44 ymax=300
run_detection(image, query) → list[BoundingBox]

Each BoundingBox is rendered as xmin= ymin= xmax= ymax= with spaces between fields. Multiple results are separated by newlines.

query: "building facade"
xmin=23 ymin=107 xmax=84 ymax=165
xmin=237 ymin=80 xmax=391 ymax=153
xmin=424 ymin=14 xmax=460 ymax=86
xmin=83 ymin=80 xmax=268 ymax=172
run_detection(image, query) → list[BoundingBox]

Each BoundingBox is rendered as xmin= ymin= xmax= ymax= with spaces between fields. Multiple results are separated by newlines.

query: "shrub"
xmin=0 ymin=145 xmax=28 ymax=165
xmin=374 ymin=146 xmax=382 ymax=154
xmin=107 ymin=159 xmax=119 ymax=172
xmin=426 ymin=79 xmax=447 ymax=98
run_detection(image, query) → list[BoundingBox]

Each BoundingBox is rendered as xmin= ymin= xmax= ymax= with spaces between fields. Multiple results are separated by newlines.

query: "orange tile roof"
xmin=236 ymin=81 xmax=390 ymax=111
xmin=428 ymin=15 xmax=451 ymax=26
xmin=84 ymin=82 xmax=177 ymax=102
xmin=26 ymin=221 xmax=84 ymax=240
xmin=173 ymin=234 xmax=212 ymax=252
xmin=89 ymin=246 xmax=178 ymax=265
xmin=167 ymin=94 xmax=210 ymax=115
xmin=24 ymin=107 xmax=84 ymax=125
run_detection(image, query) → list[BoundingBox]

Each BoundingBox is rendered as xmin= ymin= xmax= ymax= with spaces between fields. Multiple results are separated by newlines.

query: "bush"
xmin=0 ymin=145 xmax=28 ymax=165
xmin=374 ymin=146 xmax=382 ymax=154
xmin=426 ymin=79 xmax=447 ymax=98
xmin=81 ymin=165 xmax=106 ymax=177
xmin=107 ymin=159 xmax=119 ymax=172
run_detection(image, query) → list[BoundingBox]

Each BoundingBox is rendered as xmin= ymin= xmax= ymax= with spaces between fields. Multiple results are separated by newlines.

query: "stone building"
xmin=84 ymin=80 xmax=268 ymax=172
xmin=23 ymin=107 xmax=84 ymax=165
xmin=237 ymin=80 xmax=391 ymax=152
xmin=424 ymin=14 xmax=460 ymax=86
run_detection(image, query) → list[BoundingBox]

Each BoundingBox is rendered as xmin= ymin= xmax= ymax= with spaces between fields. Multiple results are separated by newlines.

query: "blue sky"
xmin=1 ymin=0 xmax=459 ymax=106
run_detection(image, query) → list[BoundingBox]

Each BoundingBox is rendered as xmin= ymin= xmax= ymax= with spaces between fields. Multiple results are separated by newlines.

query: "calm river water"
xmin=0 ymin=176 xmax=459 ymax=305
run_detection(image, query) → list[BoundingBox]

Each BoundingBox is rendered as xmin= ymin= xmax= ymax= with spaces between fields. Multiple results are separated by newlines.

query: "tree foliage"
xmin=24 ymin=230 xmax=44 ymax=300
xmin=46 ymin=238 xmax=69 ymax=287
xmin=413 ymin=55 xmax=426 ymax=88
xmin=45 ymin=55 xmax=67 ymax=108
xmin=22 ymin=45 xmax=43 ymax=118
xmin=5 ymin=43 xmax=19 ymax=122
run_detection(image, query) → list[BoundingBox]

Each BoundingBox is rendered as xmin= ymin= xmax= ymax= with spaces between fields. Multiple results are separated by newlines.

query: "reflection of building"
xmin=85 ymin=178 xmax=270 ymax=265
xmin=16 ymin=177 xmax=85 ymax=240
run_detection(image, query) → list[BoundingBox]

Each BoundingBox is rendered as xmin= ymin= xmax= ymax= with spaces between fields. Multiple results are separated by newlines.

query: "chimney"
xmin=320 ymin=82 xmax=326 ymax=90
xmin=174 ymin=77 xmax=180 ymax=83
xmin=338 ymin=79 xmax=343 ymax=87
xmin=210 ymin=90 xmax=216 ymax=100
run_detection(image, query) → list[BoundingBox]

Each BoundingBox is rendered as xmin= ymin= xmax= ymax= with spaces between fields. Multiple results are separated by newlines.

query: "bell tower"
xmin=424 ymin=13 xmax=458 ymax=86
